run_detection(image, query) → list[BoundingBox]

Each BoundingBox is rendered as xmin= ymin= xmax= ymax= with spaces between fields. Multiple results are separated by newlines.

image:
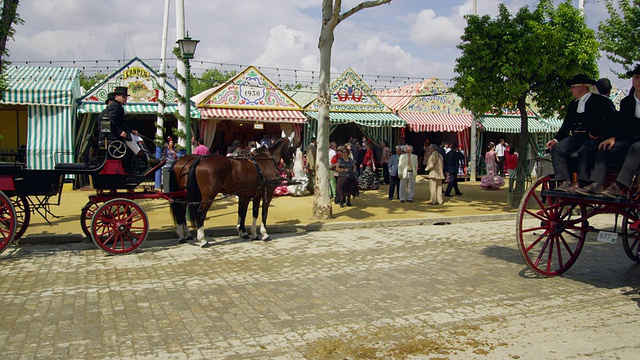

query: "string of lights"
xmin=12 ymin=58 xmax=457 ymax=93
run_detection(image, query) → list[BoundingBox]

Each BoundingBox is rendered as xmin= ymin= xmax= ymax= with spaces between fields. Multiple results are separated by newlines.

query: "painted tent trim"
xmin=198 ymin=66 xmax=303 ymax=111
xmin=77 ymin=57 xmax=197 ymax=116
xmin=305 ymin=68 xmax=394 ymax=113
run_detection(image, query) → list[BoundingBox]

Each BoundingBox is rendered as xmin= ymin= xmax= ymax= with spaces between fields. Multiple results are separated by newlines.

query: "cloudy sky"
xmin=7 ymin=0 xmax=626 ymax=90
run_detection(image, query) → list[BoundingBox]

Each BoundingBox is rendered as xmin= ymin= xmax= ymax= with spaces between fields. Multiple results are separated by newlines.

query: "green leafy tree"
xmin=191 ymin=68 xmax=235 ymax=96
xmin=598 ymin=0 xmax=640 ymax=76
xmin=453 ymin=0 xmax=599 ymax=207
xmin=0 ymin=0 xmax=22 ymax=95
xmin=79 ymin=72 xmax=108 ymax=91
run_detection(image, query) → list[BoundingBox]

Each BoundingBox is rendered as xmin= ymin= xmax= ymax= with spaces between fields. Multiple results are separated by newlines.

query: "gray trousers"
xmin=551 ymin=134 xmax=598 ymax=183
xmin=616 ymin=141 xmax=640 ymax=188
xmin=589 ymin=139 xmax=629 ymax=185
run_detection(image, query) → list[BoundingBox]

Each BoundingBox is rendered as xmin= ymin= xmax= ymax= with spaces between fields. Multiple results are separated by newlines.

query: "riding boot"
xmin=136 ymin=149 xmax=146 ymax=159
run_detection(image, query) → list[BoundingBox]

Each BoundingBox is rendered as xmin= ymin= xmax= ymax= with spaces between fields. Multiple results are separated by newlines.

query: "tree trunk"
xmin=311 ymin=0 xmax=391 ymax=219
xmin=510 ymin=95 xmax=530 ymax=209
xmin=312 ymin=8 xmax=336 ymax=220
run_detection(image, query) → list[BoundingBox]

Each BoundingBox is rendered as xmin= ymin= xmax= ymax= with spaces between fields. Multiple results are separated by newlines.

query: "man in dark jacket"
xmin=598 ymin=65 xmax=640 ymax=198
xmin=107 ymin=86 xmax=159 ymax=164
xmin=546 ymin=74 xmax=617 ymax=192
xmin=444 ymin=144 xmax=464 ymax=197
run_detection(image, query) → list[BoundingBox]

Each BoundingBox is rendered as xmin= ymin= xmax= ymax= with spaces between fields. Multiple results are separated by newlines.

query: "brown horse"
xmin=169 ymin=132 xmax=296 ymax=246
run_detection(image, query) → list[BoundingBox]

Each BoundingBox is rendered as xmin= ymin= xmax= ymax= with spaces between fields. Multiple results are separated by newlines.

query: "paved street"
xmin=2 ymin=217 xmax=640 ymax=359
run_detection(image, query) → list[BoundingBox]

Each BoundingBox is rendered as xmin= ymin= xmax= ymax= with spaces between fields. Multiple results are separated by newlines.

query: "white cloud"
xmin=253 ymin=25 xmax=318 ymax=71
xmin=410 ymin=9 xmax=463 ymax=46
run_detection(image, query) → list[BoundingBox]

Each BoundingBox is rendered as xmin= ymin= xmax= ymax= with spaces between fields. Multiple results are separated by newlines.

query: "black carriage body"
xmin=0 ymin=163 xmax=63 ymax=198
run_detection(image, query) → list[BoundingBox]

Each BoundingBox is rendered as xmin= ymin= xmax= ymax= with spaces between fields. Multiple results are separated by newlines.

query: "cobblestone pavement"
xmin=2 ymin=217 xmax=640 ymax=359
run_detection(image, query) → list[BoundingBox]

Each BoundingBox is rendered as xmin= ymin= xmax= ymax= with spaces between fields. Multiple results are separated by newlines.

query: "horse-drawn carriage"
xmin=516 ymin=172 xmax=640 ymax=276
xmin=0 ymin=116 xmax=295 ymax=256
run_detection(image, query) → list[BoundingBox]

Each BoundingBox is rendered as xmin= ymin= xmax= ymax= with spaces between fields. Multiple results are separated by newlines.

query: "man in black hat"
xmin=597 ymin=64 xmax=640 ymax=198
xmin=106 ymin=86 xmax=159 ymax=164
xmin=545 ymin=74 xmax=617 ymax=192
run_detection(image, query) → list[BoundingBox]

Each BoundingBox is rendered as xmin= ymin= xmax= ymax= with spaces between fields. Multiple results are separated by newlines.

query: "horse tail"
xmin=186 ymin=157 xmax=204 ymax=228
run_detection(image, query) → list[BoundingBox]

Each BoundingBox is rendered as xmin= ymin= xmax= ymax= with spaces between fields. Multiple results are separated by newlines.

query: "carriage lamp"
xmin=177 ymin=34 xmax=200 ymax=154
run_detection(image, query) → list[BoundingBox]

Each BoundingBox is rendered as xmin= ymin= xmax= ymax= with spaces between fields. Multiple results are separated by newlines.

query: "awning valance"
xmin=399 ymin=113 xmax=474 ymax=132
xmin=479 ymin=116 xmax=554 ymax=133
xmin=539 ymin=118 xmax=562 ymax=132
xmin=1 ymin=66 xmax=80 ymax=106
xmin=305 ymin=111 xmax=405 ymax=127
xmin=199 ymin=108 xmax=306 ymax=123
xmin=78 ymin=103 xmax=201 ymax=118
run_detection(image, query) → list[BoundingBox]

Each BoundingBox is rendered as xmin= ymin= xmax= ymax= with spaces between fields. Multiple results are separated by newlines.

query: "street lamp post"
xmin=176 ymin=35 xmax=200 ymax=154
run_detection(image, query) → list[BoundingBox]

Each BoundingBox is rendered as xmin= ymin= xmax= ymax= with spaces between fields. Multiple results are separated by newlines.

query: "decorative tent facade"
xmin=304 ymin=68 xmax=404 ymax=147
xmin=76 ymin=57 xmax=198 ymax=162
xmin=0 ymin=65 xmax=81 ymax=169
xmin=377 ymin=77 xmax=474 ymax=166
xmin=195 ymin=66 xmax=306 ymax=150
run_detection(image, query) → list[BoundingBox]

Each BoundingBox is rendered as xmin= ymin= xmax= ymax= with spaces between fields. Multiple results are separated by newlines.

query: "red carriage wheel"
xmin=0 ymin=191 xmax=17 ymax=255
xmin=90 ymin=199 xmax=148 ymax=255
xmin=516 ymin=176 xmax=588 ymax=276
xmin=621 ymin=210 xmax=640 ymax=263
xmin=11 ymin=196 xmax=30 ymax=241
xmin=80 ymin=201 xmax=101 ymax=239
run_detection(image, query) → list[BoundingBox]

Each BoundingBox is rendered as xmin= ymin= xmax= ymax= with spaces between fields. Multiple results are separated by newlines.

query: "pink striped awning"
xmin=399 ymin=113 xmax=476 ymax=132
xmin=199 ymin=108 xmax=307 ymax=123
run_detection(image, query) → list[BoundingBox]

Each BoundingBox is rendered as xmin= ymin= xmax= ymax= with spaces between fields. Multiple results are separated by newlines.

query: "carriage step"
xmin=55 ymin=163 xmax=88 ymax=170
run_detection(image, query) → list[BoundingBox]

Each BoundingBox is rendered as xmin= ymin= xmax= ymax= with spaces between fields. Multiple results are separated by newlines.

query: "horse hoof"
xmin=241 ymin=234 xmax=250 ymax=240
xmin=262 ymin=236 xmax=272 ymax=242
xmin=199 ymin=241 xmax=211 ymax=248
xmin=186 ymin=236 xmax=194 ymax=241
xmin=178 ymin=239 xmax=188 ymax=244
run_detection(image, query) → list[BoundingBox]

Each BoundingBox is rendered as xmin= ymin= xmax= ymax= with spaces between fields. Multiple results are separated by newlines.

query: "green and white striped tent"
xmin=1 ymin=65 xmax=81 ymax=169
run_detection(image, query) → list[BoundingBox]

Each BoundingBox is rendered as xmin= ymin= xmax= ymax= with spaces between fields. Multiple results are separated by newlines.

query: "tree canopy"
xmin=453 ymin=0 xmax=599 ymax=120
xmin=191 ymin=68 xmax=236 ymax=96
xmin=598 ymin=0 xmax=640 ymax=77
xmin=452 ymin=0 xmax=599 ymax=207
xmin=0 ymin=0 xmax=22 ymax=95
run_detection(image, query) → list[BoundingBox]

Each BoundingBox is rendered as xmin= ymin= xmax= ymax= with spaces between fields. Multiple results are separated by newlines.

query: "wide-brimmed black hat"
xmin=110 ymin=86 xmax=129 ymax=97
xmin=566 ymin=74 xmax=596 ymax=87
xmin=104 ymin=93 xmax=115 ymax=104
xmin=626 ymin=64 xmax=640 ymax=77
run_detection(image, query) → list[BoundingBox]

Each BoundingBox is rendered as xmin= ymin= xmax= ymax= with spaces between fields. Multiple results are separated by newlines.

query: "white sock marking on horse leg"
xmin=251 ymin=218 xmax=259 ymax=240
xmin=260 ymin=223 xmax=268 ymax=240
xmin=197 ymin=227 xmax=208 ymax=247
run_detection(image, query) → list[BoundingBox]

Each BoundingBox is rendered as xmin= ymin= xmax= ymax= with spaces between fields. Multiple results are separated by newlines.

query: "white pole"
xmin=469 ymin=1 xmax=478 ymax=182
xmin=578 ymin=0 xmax=585 ymax=15
xmin=157 ymin=0 xmax=170 ymax=140
xmin=175 ymin=0 xmax=187 ymax=149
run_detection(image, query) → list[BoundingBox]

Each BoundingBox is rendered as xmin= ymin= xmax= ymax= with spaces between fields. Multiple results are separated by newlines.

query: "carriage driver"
xmin=106 ymin=86 xmax=160 ymax=164
xmin=546 ymin=74 xmax=617 ymax=193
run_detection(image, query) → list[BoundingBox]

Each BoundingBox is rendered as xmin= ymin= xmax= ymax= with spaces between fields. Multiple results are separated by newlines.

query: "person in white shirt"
xmin=495 ymin=139 xmax=506 ymax=176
